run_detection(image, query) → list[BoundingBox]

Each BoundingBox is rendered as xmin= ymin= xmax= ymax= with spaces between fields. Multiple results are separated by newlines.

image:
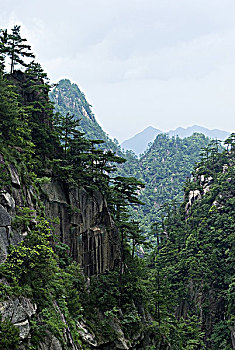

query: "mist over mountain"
xmin=121 ymin=125 xmax=231 ymax=155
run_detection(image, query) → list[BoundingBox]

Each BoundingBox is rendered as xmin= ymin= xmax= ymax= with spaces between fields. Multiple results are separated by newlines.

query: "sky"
xmin=1 ymin=0 xmax=235 ymax=142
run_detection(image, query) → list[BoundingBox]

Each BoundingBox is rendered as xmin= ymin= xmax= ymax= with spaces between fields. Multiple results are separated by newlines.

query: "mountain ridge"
xmin=0 ymin=24 xmax=234 ymax=350
xmin=50 ymin=79 xmax=123 ymax=155
xmin=168 ymin=125 xmax=231 ymax=139
xmin=121 ymin=125 xmax=231 ymax=155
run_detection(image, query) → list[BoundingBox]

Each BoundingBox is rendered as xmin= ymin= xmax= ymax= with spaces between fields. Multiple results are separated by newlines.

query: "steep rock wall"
xmin=0 ymin=159 xmax=120 ymax=275
xmin=41 ymin=181 xmax=120 ymax=276
xmin=0 ymin=158 xmax=121 ymax=348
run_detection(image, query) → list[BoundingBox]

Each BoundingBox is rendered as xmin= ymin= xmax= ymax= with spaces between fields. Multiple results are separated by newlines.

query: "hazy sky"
xmin=1 ymin=0 xmax=235 ymax=141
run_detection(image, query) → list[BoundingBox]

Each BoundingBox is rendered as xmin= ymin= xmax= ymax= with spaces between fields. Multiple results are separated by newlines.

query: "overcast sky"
xmin=1 ymin=0 xmax=235 ymax=142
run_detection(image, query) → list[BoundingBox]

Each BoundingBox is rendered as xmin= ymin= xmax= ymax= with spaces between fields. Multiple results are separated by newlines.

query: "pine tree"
xmin=55 ymin=112 xmax=81 ymax=157
xmin=4 ymin=25 xmax=35 ymax=74
xmin=109 ymin=176 xmax=145 ymax=271
xmin=0 ymin=29 xmax=8 ymax=71
xmin=0 ymin=69 xmax=31 ymax=150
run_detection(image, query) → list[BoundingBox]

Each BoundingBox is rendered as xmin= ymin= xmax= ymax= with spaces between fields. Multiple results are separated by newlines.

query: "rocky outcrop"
xmin=50 ymin=79 xmax=96 ymax=123
xmin=185 ymin=189 xmax=201 ymax=214
xmin=0 ymin=205 xmax=11 ymax=263
xmin=41 ymin=181 xmax=120 ymax=276
xmin=0 ymin=292 xmax=37 ymax=339
xmin=185 ymin=174 xmax=215 ymax=214
xmin=39 ymin=334 xmax=63 ymax=350
xmin=0 ymin=158 xmax=121 ymax=348
xmin=76 ymin=320 xmax=98 ymax=347
xmin=0 ymin=156 xmax=120 ymax=274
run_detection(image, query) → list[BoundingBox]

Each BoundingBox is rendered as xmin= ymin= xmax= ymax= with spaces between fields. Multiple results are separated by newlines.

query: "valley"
xmin=0 ymin=26 xmax=234 ymax=350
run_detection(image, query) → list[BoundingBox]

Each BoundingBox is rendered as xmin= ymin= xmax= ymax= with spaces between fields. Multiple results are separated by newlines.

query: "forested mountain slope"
xmin=1 ymin=25 xmax=234 ymax=350
xmin=50 ymin=79 xmax=122 ymax=155
xmin=51 ymin=82 xmax=213 ymax=233
xmin=148 ymin=134 xmax=235 ymax=349
xmin=118 ymin=133 xmax=211 ymax=233
xmin=0 ymin=26 xmax=151 ymax=349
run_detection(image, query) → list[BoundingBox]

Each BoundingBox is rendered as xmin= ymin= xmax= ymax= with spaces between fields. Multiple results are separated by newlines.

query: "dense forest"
xmin=51 ymin=81 xmax=213 ymax=235
xmin=0 ymin=25 xmax=234 ymax=350
xmin=117 ymin=133 xmax=212 ymax=234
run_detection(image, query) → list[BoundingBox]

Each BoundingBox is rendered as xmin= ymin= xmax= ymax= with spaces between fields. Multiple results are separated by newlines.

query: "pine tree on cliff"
xmin=4 ymin=25 xmax=35 ymax=74
xmin=0 ymin=66 xmax=31 ymax=150
xmin=25 ymin=61 xmax=51 ymax=92
xmin=110 ymin=176 xmax=145 ymax=270
xmin=55 ymin=112 xmax=82 ymax=158
xmin=0 ymin=29 xmax=8 ymax=71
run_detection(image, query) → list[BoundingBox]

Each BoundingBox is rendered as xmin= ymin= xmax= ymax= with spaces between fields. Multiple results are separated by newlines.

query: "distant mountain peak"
xmin=121 ymin=126 xmax=162 ymax=155
xmin=121 ymin=125 xmax=231 ymax=155
xmin=168 ymin=125 xmax=230 ymax=140
xmin=145 ymin=125 xmax=158 ymax=131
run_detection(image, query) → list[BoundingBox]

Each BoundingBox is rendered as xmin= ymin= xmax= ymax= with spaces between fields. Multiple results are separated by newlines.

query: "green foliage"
xmin=0 ymin=315 xmax=20 ymax=350
xmin=0 ymin=162 xmax=11 ymax=188
xmin=3 ymin=25 xmax=35 ymax=74
xmin=147 ymin=138 xmax=235 ymax=348
xmin=1 ymin=213 xmax=57 ymax=291
xmin=0 ymin=24 xmax=234 ymax=350
xmin=0 ymin=210 xmax=86 ymax=347
xmin=0 ymin=71 xmax=32 ymax=150
xmin=88 ymin=271 xmax=120 ymax=312
xmin=117 ymin=133 xmax=211 ymax=234
xmin=209 ymin=321 xmax=232 ymax=350
xmin=50 ymin=79 xmax=123 ymax=155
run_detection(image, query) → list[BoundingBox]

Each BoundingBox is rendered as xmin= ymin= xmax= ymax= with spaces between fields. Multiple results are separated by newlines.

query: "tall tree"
xmin=109 ymin=176 xmax=145 ymax=272
xmin=55 ymin=112 xmax=81 ymax=158
xmin=4 ymin=25 xmax=35 ymax=74
xmin=0 ymin=29 xmax=8 ymax=71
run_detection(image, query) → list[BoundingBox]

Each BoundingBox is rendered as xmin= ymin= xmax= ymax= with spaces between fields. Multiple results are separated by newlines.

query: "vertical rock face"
xmin=0 ymin=161 xmax=120 ymax=275
xmin=0 ymin=162 xmax=121 ymax=347
xmin=41 ymin=181 xmax=120 ymax=276
xmin=0 ymin=205 xmax=11 ymax=263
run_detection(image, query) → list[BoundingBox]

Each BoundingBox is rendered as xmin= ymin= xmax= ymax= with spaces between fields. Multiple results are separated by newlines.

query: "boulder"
xmin=39 ymin=332 xmax=63 ymax=350
xmin=0 ymin=192 xmax=15 ymax=212
xmin=0 ymin=296 xmax=37 ymax=339
xmin=0 ymin=204 xmax=11 ymax=226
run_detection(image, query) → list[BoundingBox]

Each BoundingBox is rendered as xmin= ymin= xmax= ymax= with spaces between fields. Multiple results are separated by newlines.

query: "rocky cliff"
xmin=0 ymin=160 xmax=120 ymax=275
xmin=0 ymin=65 xmax=153 ymax=349
xmin=41 ymin=181 xmax=120 ymax=276
xmin=0 ymin=154 xmax=123 ymax=349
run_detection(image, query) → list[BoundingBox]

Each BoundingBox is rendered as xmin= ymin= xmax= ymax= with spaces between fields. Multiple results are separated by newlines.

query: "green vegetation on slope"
xmin=0 ymin=25 xmax=234 ymax=350
xmin=0 ymin=25 xmax=152 ymax=349
xmin=51 ymin=81 xmax=213 ymax=235
xmin=146 ymin=135 xmax=235 ymax=349
xmin=117 ymin=133 xmax=211 ymax=234
xmin=50 ymin=79 xmax=122 ymax=155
